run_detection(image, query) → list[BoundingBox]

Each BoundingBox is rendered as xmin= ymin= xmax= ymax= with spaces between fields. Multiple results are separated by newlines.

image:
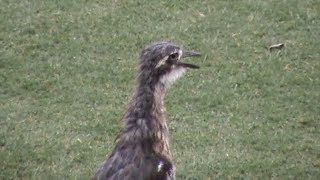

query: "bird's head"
xmin=138 ymin=41 xmax=201 ymax=86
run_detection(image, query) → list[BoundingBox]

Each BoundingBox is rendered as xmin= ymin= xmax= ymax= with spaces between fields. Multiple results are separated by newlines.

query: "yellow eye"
xmin=169 ymin=53 xmax=179 ymax=60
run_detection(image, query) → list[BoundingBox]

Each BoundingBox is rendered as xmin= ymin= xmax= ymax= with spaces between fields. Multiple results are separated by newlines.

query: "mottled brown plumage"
xmin=94 ymin=42 xmax=200 ymax=180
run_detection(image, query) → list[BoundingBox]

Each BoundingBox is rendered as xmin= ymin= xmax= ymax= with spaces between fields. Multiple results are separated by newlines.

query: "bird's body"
xmin=94 ymin=42 xmax=200 ymax=180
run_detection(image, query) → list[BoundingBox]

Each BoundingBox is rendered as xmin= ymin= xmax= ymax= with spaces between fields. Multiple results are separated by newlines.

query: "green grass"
xmin=1 ymin=0 xmax=319 ymax=179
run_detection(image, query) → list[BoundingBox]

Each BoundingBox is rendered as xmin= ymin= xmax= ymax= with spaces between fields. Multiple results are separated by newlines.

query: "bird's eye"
xmin=169 ymin=53 xmax=179 ymax=60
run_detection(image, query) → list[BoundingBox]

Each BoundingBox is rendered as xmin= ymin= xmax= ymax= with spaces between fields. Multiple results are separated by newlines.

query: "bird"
xmin=94 ymin=41 xmax=201 ymax=180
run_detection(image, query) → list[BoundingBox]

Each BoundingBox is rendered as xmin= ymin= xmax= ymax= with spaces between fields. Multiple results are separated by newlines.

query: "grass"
xmin=1 ymin=0 xmax=319 ymax=179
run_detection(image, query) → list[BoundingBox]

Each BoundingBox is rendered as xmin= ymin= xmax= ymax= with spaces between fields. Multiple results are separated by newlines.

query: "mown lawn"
xmin=1 ymin=0 xmax=319 ymax=179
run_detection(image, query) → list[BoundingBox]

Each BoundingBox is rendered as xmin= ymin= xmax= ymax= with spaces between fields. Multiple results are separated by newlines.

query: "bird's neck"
xmin=131 ymin=82 xmax=166 ymax=119
xmin=119 ymin=78 xmax=171 ymax=156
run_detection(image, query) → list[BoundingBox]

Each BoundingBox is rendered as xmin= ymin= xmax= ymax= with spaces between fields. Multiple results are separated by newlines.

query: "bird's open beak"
xmin=178 ymin=51 xmax=201 ymax=69
xmin=181 ymin=51 xmax=201 ymax=58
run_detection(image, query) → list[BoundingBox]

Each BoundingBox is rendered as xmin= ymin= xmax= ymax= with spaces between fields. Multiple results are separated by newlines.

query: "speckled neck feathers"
xmin=118 ymin=65 xmax=171 ymax=156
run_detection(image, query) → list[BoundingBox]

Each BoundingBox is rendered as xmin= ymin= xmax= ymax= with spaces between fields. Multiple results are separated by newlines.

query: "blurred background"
xmin=1 ymin=0 xmax=319 ymax=179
